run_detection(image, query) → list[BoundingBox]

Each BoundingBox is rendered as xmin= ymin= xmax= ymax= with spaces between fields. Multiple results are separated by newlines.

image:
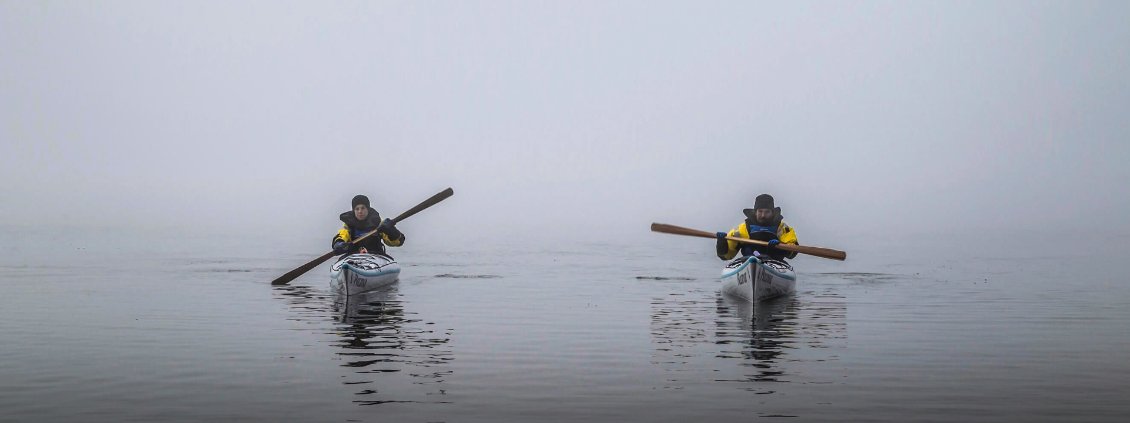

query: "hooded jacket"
xmin=331 ymin=208 xmax=404 ymax=255
xmin=716 ymin=208 xmax=798 ymax=261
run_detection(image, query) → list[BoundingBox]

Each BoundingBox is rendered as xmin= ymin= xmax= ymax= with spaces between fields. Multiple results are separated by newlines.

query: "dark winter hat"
xmin=743 ymin=194 xmax=776 ymax=219
xmin=754 ymin=194 xmax=774 ymax=210
xmin=351 ymin=195 xmax=370 ymax=208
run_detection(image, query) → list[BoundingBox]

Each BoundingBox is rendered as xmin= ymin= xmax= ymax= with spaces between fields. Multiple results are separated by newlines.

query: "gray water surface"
xmin=2 ymin=231 xmax=1128 ymax=422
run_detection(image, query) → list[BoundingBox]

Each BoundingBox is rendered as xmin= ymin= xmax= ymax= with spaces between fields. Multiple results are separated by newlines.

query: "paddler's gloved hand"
xmin=716 ymin=232 xmax=728 ymax=240
xmin=332 ymin=241 xmax=349 ymax=253
xmin=767 ymin=239 xmax=780 ymax=248
xmin=380 ymin=218 xmax=403 ymax=238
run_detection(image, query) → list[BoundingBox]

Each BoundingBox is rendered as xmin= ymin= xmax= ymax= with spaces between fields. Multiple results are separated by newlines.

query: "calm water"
xmin=2 ymin=229 xmax=1129 ymax=422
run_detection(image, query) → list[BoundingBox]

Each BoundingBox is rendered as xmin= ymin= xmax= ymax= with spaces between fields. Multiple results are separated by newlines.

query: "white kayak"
xmin=330 ymin=253 xmax=401 ymax=295
xmin=720 ymin=254 xmax=796 ymax=302
xmin=331 ymin=283 xmax=400 ymax=323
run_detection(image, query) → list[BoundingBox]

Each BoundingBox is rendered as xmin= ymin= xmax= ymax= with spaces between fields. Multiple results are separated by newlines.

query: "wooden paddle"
xmin=271 ymin=187 xmax=455 ymax=286
xmin=650 ymin=222 xmax=847 ymax=261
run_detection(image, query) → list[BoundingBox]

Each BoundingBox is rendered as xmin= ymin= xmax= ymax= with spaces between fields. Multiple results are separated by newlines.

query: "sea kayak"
xmin=720 ymin=254 xmax=796 ymax=302
xmin=330 ymin=253 xmax=401 ymax=295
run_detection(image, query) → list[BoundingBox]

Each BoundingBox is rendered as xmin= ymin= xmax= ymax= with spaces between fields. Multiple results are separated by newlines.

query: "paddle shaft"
xmin=271 ymin=188 xmax=455 ymax=285
xmin=650 ymin=222 xmax=847 ymax=261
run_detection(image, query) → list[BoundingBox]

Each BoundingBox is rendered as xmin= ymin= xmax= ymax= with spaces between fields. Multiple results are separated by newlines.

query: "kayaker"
xmin=331 ymin=195 xmax=405 ymax=256
xmin=715 ymin=194 xmax=798 ymax=261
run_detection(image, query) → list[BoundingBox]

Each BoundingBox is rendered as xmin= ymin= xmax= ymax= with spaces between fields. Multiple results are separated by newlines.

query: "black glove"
xmin=767 ymin=239 xmax=780 ymax=249
xmin=332 ymin=241 xmax=349 ymax=253
xmin=379 ymin=218 xmax=403 ymax=238
xmin=716 ymin=233 xmax=730 ymax=258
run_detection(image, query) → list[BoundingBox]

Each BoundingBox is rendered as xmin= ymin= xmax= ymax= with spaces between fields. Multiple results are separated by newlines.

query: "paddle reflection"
xmin=650 ymin=287 xmax=846 ymax=393
xmin=273 ymin=284 xmax=454 ymax=406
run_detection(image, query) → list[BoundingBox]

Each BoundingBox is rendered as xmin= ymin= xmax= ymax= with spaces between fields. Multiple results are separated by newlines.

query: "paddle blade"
xmin=650 ymin=223 xmax=717 ymax=239
xmin=271 ymin=250 xmax=336 ymax=285
xmin=391 ymin=187 xmax=454 ymax=224
xmin=775 ymin=244 xmax=847 ymax=261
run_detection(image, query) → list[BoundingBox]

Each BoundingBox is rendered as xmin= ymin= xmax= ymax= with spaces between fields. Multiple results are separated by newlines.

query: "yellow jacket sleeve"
xmin=778 ymin=221 xmax=798 ymax=259
xmin=380 ymin=232 xmax=404 ymax=247
xmin=777 ymin=221 xmax=798 ymax=245
xmin=334 ymin=224 xmax=352 ymax=244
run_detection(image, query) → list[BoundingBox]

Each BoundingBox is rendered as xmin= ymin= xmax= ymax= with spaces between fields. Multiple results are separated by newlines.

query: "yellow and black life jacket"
xmin=331 ymin=209 xmax=404 ymax=255
xmin=717 ymin=210 xmax=798 ymax=261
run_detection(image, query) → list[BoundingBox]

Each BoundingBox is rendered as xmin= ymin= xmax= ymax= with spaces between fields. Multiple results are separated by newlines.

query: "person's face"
xmin=754 ymin=208 xmax=774 ymax=224
xmin=353 ymin=204 xmax=369 ymax=221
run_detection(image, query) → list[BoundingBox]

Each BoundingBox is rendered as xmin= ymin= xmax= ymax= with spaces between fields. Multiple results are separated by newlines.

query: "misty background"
xmin=3 ymin=1 xmax=1128 ymax=256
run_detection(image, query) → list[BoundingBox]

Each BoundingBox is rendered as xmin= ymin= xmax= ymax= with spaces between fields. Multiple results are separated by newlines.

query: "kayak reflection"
xmin=714 ymin=293 xmax=799 ymax=382
xmin=273 ymin=283 xmax=454 ymax=406
xmin=330 ymin=285 xmax=454 ymax=406
xmin=650 ymin=286 xmax=846 ymax=393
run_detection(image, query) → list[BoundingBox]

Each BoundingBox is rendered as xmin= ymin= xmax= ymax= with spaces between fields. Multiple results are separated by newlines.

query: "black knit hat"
xmin=351 ymin=195 xmax=370 ymax=208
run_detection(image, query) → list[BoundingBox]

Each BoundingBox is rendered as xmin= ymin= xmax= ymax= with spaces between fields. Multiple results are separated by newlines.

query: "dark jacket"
xmin=331 ymin=208 xmax=404 ymax=255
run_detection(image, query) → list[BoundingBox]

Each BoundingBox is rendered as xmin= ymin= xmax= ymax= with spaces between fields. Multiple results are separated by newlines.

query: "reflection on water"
xmin=274 ymin=284 xmax=454 ymax=407
xmin=714 ymin=294 xmax=797 ymax=383
xmin=274 ymin=283 xmax=335 ymax=322
xmin=651 ymin=286 xmax=846 ymax=395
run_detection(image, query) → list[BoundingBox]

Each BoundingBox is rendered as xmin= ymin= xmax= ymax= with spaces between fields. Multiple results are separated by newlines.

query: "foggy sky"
xmin=3 ymin=1 xmax=1128 ymax=248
